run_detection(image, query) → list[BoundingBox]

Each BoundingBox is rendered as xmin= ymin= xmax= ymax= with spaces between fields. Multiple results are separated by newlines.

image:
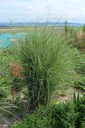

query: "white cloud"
xmin=0 ymin=0 xmax=85 ymax=23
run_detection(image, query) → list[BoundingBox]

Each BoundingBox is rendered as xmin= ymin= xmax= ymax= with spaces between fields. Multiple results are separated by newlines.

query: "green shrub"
xmin=18 ymin=26 xmax=78 ymax=109
xmin=76 ymin=54 xmax=85 ymax=75
xmin=73 ymin=93 xmax=85 ymax=128
xmin=50 ymin=94 xmax=85 ymax=128
xmin=49 ymin=102 xmax=77 ymax=128
xmin=81 ymin=118 xmax=85 ymax=128
xmin=12 ymin=94 xmax=85 ymax=128
xmin=12 ymin=106 xmax=51 ymax=128
xmin=74 ymin=54 xmax=85 ymax=90
xmin=13 ymin=103 xmax=76 ymax=128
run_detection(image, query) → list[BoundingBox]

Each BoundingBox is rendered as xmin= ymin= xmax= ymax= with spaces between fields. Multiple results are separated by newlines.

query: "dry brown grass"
xmin=76 ymin=30 xmax=85 ymax=52
xmin=0 ymin=27 xmax=32 ymax=33
xmin=0 ymin=26 xmax=64 ymax=34
xmin=77 ymin=30 xmax=85 ymax=40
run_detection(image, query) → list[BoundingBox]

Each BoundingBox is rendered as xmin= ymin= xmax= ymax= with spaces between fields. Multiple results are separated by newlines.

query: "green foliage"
xmin=65 ymin=21 xmax=68 ymax=33
xmin=0 ymin=48 xmax=18 ymax=98
xmin=75 ymin=77 xmax=85 ymax=91
xmin=50 ymin=102 xmax=77 ymax=128
xmin=12 ymin=106 xmax=51 ymax=128
xmin=81 ymin=118 xmax=85 ymax=128
xmin=51 ymin=94 xmax=85 ymax=128
xmin=12 ymin=94 xmax=85 ymax=128
xmin=64 ymin=21 xmax=78 ymax=38
xmin=74 ymin=54 xmax=85 ymax=90
xmin=18 ymin=26 xmax=78 ymax=109
xmin=10 ymin=76 xmax=25 ymax=92
xmin=76 ymin=54 xmax=85 ymax=75
xmin=73 ymin=93 xmax=85 ymax=128
xmin=0 ymin=26 xmax=84 ymax=127
xmin=0 ymin=46 xmax=25 ymax=99
xmin=0 ymin=101 xmax=17 ymax=116
xmin=83 ymin=24 xmax=85 ymax=32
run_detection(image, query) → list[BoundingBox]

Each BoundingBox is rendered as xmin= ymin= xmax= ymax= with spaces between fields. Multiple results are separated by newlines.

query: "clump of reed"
xmin=18 ymin=25 xmax=78 ymax=109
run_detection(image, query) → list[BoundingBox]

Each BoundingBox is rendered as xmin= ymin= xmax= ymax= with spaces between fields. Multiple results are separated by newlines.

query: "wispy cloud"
xmin=0 ymin=0 xmax=85 ymax=23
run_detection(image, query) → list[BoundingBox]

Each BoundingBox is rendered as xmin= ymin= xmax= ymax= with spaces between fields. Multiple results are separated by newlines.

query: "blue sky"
xmin=0 ymin=0 xmax=85 ymax=23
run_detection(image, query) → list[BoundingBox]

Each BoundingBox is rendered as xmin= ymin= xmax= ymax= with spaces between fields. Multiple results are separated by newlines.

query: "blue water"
xmin=0 ymin=32 xmax=39 ymax=48
xmin=0 ymin=33 xmax=24 ymax=48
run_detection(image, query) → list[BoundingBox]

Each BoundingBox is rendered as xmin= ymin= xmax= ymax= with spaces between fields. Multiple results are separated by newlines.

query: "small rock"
xmin=0 ymin=72 xmax=4 ymax=76
xmin=20 ymin=93 xmax=25 ymax=99
xmin=3 ymin=124 xmax=9 ymax=128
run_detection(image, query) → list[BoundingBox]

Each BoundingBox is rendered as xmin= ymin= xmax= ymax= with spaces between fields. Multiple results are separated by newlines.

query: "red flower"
xmin=9 ymin=63 xmax=24 ymax=78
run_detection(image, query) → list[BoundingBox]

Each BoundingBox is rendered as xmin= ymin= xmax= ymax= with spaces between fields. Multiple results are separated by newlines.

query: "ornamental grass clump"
xmin=18 ymin=26 xmax=78 ymax=109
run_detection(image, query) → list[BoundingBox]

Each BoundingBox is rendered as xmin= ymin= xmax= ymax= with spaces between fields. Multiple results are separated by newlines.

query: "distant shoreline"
xmin=0 ymin=22 xmax=83 ymax=28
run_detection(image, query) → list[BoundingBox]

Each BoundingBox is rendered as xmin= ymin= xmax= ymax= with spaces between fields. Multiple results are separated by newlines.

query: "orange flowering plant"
xmin=8 ymin=63 xmax=24 ymax=78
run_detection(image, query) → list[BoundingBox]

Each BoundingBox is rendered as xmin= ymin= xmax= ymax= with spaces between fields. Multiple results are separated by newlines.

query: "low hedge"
xmin=12 ymin=94 xmax=85 ymax=128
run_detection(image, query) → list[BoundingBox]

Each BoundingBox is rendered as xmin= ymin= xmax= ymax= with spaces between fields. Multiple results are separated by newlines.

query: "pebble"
xmin=3 ymin=124 xmax=9 ymax=128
